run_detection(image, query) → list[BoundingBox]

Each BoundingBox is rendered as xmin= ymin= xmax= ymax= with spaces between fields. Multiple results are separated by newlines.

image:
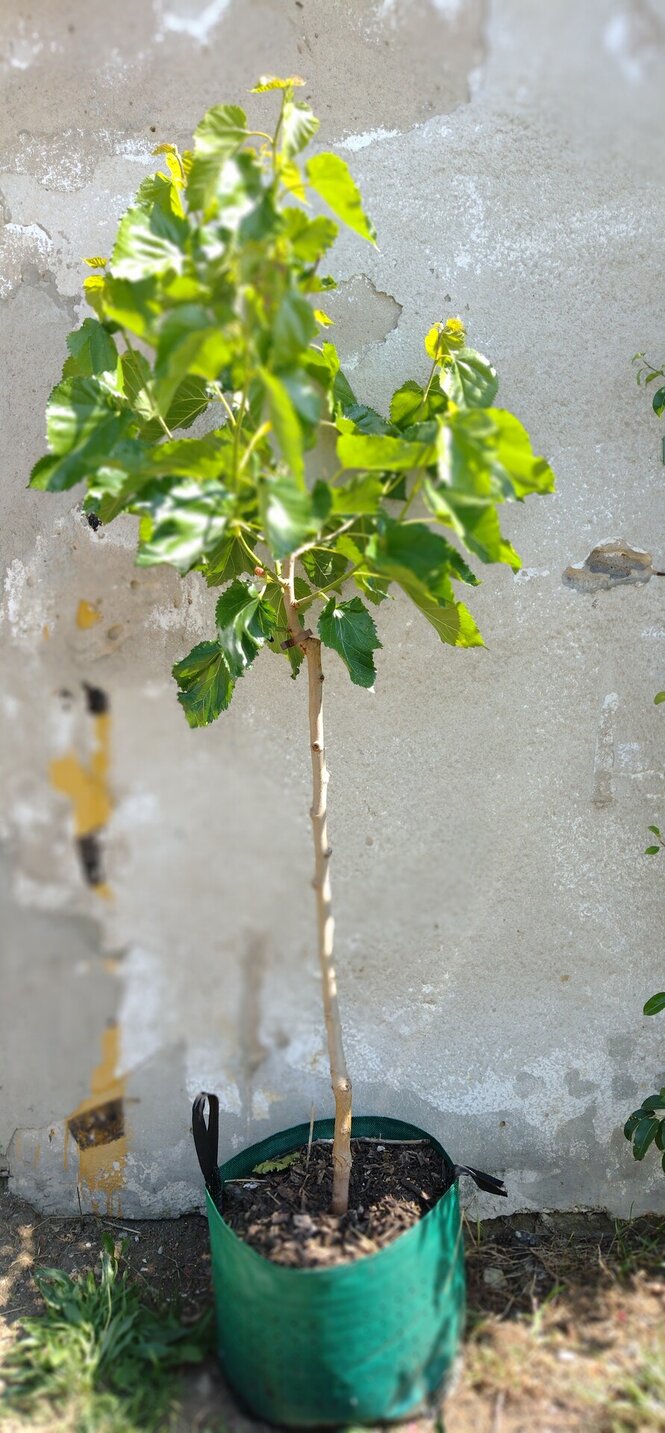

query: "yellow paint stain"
xmin=42 ymin=624 xmax=50 ymax=640
xmin=67 ymin=1023 xmax=127 ymax=1216
xmin=50 ymin=714 xmax=112 ymax=903
xmin=76 ymin=599 xmax=102 ymax=629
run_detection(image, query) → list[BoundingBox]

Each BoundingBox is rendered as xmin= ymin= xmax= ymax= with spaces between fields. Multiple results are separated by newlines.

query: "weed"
xmin=0 ymin=1234 xmax=211 ymax=1432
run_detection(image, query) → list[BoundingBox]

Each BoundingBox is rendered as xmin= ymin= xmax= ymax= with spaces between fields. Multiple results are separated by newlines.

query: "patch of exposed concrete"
xmin=564 ymin=540 xmax=654 ymax=593
xmin=325 ymin=274 xmax=402 ymax=366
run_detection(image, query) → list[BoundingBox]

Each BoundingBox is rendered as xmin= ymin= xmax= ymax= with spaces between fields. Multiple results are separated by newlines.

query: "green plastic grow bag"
xmin=204 ymin=1115 xmax=466 ymax=1426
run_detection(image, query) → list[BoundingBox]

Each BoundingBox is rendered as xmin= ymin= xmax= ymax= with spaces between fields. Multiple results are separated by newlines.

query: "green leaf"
xmin=367 ymin=520 xmax=484 ymax=648
xmin=644 ymin=993 xmax=665 ymax=1016
xmin=337 ymin=432 xmax=436 ymax=472
xmin=147 ymin=431 xmax=232 ymax=481
xmin=654 ymin=692 xmax=665 ymax=705
xmin=440 ymin=348 xmax=498 ymax=408
xmin=301 ymin=546 xmax=349 ymax=591
xmin=214 ymin=579 xmax=275 ymax=678
xmin=62 ymin=319 xmax=118 ymax=379
xmin=438 ymin=407 xmax=556 ymax=501
xmin=330 ymin=473 xmax=383 ymax=515
xmin=424 ymin=482 xmax=521 ymax=571
xmin=318 ymin=595 xmax=381 ymax=687
xmin=652 ymin=386 xmax=665 ymax=417
xmin=647 ymin=825 xmax=661 ymax=836
xmin=282 ymin=99 xmax=319 ymax=158
xmin=45 ymin=376 xmax=122 ymax=454
xmin=135 ymin=480 xmax=230 ymax=573
xmin=390 ymin=381 xmax=426 ymax=429
xmin=273 ymin=292 xmax=317 ymax=368
xmin=250 ymin=75 xmax=305 ymax=93
xmin=342 ymin=403 xmax=394 ymax=436
xmin=265 ymin=576 xmax=310 ymax=677
xmin=306 ymin=153 xmax=376 ymax=244
xmin=284 ymin=210 xmax=338 ymax=263
xmin=260 ymin=368 xmax=305 ymax=483
xmin=631 ymin=1115 xmax=660 ymax=1161
xmin=109 ymin=206 xmax=187 ymax=281
xmin=252 ymin=1151 xmax=300 ymax=1173
xmin=193 ymin=104 xmax=248 ymax=155
xmin=172 ymin=642 xmax=233 ymax=727
xmin=205 ymin=532 xmax=254 ymax=587
xmin=624 ymin=1110 xmax=642 ymax=1140
xmin=164 ymin=375 xmax=211 ymax=431
xmin=155 ymin=306 xmax=236 ymax=397
xmin=99 ymin=276 xmax=161 ymax=341
xmin=258 ymin=473 xmax=330 ymax=559
xmin=645 ymin=846 xmax=661 ymax=856
xmin=425 ymin=318 xmax=466 ymax=360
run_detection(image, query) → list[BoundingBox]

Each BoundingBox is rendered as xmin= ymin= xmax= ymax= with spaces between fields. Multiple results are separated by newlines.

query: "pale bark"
xmin=283 ymin=560 xmax=352 ymax=1215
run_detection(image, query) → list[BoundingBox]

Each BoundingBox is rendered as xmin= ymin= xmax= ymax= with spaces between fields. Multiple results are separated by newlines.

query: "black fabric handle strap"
xmin=192 ymin=1092 xmax=221 ymax=1202
xmin=454 ymin=1164 xmax=508 ymax=1197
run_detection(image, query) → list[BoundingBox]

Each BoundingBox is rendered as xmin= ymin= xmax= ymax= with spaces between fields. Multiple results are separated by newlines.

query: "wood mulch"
xmin=220 ymin=1136 xmax=451 ymax=1268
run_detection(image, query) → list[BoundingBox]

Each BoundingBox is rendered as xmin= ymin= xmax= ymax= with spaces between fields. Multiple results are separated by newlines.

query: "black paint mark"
xmin=68 ymin=1098 xmax=124 ymax=1150
xmin=83 ymin=683 xmax=109 ymax=715
xmin=86 ymin=512 xmax=101 ymax=532
xmin=77 ymin=831 xmax=105 ymax=887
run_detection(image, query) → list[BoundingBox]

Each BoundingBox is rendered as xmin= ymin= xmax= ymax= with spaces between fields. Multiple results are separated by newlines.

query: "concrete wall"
xmin=1 ymin=0 xmax=664 ymax=1217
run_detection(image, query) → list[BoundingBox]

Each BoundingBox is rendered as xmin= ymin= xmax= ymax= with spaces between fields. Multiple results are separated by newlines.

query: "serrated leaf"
xmin=301 ymin=545 xmax=349 ymax=590
xmin=164 ymin=375 xmax=211 ymax=431
xmin=425 ymin=318 xmax=466 ymax=360
xmin=260 ymin=367 xmax=305 ymax=484
xmin=440 ymin=348 xmax=498 ymax=409
xmin=283 ymin=210 xmax=338 ymax=263
xmin=306 ymin=153 xmax=376 ymax=244
xmin=99 ymin=275 xmax=161 ymax=340
xmin=644 ymin=992 xmax=665 ymax=1016
xmin=258 ymin=472 xmax=330 ymax=559
xmin=205 ymin=532 xmax=254 ymax=587
xmin=214 ymin=579 xmax=275 ymax=678
xmin=135 ymin=480 xmax=230 ymax=573
xmin=390 ymin=381 xmax=426 ymax=428
xmin=62 ymin=319 xmax=118 ymax=380
xmin=109 ymin=206 xmax=187 ymax=281
xmin=282 ymin=98 xmax=319 ymax=157
xmin=193 ymin=104 xmax=248 ymax=154
xmin=173 ymin=642 xmax=233 ymax=727
xmin=147 ymin=431 xmax=232 ymax=481
xmin=280 ymin=159 xmax=307 ymax=203
xmin=45 ymin=376 xmax=122 ymax=454
xmin=273 ymin=291 xmax=317 ymax=368
xmin=337 ymin=432 xmax=436 ymax=472
xmin=330 ymin=473 xmax=383 ymax=515
xmin=424 ymin=481 xmax=521 ymax=571
xmin=341 ymin=403 xmax=394 ymax=436
xmin=318 ymin=595 xmax=381 ymax=687
xmin=250 ymin=75 xmax=305 ymax=93
xmin=367 ymin=520 xmax=484 ymax=648
xmin=83 ymin=256 xmax=107 ymax=269
xmin=438 ymin=407 xmax=556 ymax=501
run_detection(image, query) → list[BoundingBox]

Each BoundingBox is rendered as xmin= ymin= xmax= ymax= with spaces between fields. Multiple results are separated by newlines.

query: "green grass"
xmin=0 ymin=1234 xmax=211 ymax=1433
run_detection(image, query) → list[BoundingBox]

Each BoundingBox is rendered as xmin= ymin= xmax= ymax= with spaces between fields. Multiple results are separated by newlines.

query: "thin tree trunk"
xmin=283 ymin=559 xmax=352 ymax=1215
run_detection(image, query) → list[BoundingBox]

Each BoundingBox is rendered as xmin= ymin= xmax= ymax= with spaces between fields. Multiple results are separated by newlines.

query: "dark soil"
xmin=220 ymin=1136 xmax=452 ymax=1268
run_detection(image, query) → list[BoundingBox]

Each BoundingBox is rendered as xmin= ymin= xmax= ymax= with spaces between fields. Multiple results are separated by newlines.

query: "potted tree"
xmin=31 ymin=78 xmax=555 ymax=1426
